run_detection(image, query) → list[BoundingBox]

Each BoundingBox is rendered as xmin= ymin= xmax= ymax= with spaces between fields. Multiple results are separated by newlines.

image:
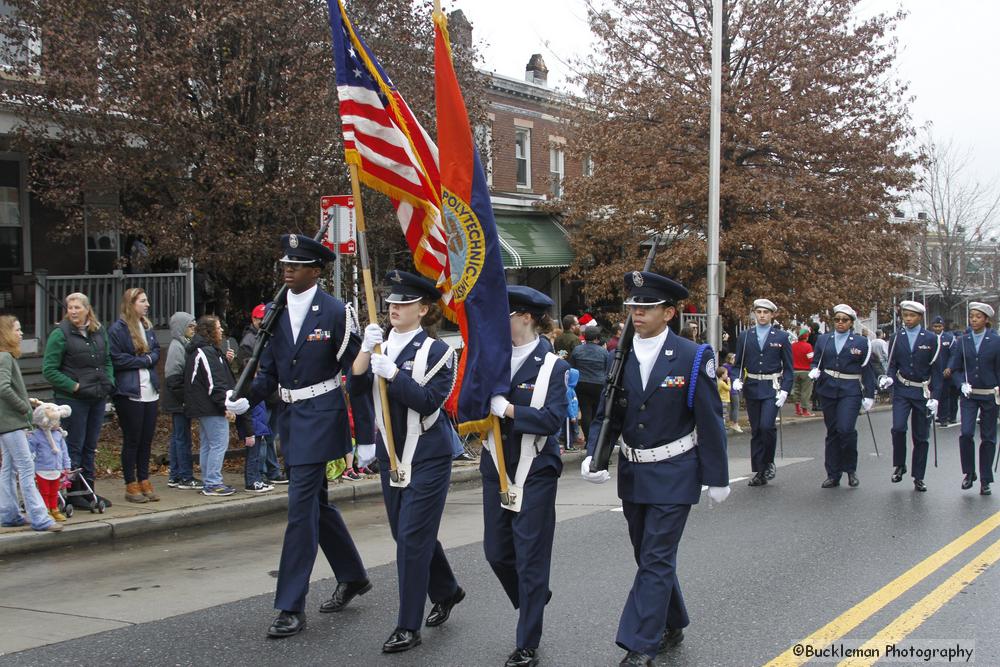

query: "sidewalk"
xmin=0 ymin=452 xmax=588 ymax=558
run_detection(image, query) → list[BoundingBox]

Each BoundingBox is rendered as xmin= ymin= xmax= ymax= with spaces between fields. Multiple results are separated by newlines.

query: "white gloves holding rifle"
xmin=581 ymin=456 xmax=610 ymax=484
xmin=225 ymin=390 xmax=249 ymax=415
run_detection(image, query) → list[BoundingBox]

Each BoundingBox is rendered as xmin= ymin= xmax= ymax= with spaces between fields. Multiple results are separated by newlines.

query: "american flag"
xmin=327 ymin=0 xmax=453 ymax=315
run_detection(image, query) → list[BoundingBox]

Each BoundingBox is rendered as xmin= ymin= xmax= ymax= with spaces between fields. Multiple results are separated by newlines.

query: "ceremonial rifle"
xmin=589 ymin=234 xmax=661 ymax=473
xmin=232 ymin=220 xmax=331 ymax=399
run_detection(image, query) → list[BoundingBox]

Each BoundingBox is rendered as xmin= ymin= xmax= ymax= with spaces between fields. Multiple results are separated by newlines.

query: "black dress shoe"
xmin=657 ymin=627 xmax=684 ymax=652
xmin=962 ymin=473 xmax=978 ymax=490
xmin=267 ymin=611 xmax=306 ymax=638
xmin=425 ymin=586 xmax=465 ymax=627
xmin=748 ymin=472 xmax=767 ymax=487
xmin=319 ymin=578 xmax=372 ymax=613
xmin=982 ymin=483 xmax=992 ymax=496
xmin=505 ymin=647 xmax=539 ymax=667
xmin=619 ymin=651 xmax=653 ymax=667
xmin=848 ymin=473 xmax=860 ymax=487
xmin=914 ymin=479 xmax=927 ymax=492
xmin=764 ymin=462 xmax=776 ymax=480
xmin=821 ymin=477 xmax=840 ymax=488
xmin=382 ymin=627 xmax=421 ymax=653
xmin=891 ymin=465 xmax=906 ymax=483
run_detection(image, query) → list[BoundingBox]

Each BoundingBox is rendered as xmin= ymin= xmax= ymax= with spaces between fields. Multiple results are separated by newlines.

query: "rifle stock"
xmin=232 ymin=220 xmax=331 ymax=399
xmin=589 ymin=234 xmax=662 ymax=473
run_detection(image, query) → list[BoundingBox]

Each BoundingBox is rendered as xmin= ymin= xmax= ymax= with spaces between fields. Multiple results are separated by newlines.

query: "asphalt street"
xmin=1 ymin=409 xmax=998 ymax=666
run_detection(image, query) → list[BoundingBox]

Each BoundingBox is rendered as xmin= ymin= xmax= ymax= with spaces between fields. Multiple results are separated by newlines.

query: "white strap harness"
xmin=373 ymin=338 xmax=453 ymax=488
xmin=486 ymin=352 xmax=560 ymax=512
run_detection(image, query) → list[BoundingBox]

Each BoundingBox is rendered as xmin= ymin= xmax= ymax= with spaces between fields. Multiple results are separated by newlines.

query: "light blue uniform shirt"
xmin=905 ymin=325 xmax=920 ymax=351
xmin=973 ymin=330 xmax=986 ymax=353
xmin=834 ymin=331 xmax=850 ymax=354
xmin=755 ymin=324 xmax=770 ymax=349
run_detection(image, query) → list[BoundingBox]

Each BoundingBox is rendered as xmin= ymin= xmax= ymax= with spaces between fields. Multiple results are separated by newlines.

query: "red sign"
xmin=320 ymin=195 xmax=356 ymax=255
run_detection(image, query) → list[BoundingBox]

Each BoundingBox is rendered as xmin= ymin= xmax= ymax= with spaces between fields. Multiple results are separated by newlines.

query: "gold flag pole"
xmin=349 ymin=163 xmax=401 ymax=481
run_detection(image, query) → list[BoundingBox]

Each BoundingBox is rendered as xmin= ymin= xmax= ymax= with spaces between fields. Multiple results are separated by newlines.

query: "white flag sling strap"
xmin=486 ymin=352 xmax=560 ymax=512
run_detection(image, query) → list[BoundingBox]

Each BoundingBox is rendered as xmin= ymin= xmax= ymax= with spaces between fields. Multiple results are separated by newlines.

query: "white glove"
xmin=581 ymin=456 xmax=611 ymax=484
xmin=224 ymin=390 xmax=250 ymax=415
xmin=361 ymin=324 xmax=383 ymax=353
xmin=356 ymin=444 xmax=376 ymax=467
xmin=808 ymin=368 xmax=821 ymax=380
xmin=731 ymin=378 xmax=743 ymax=392
xmin=926 ymin=399 xmax=938 ymax=417
xmin=878 ymin=375 xmax=893 ymax=390
xmin=370 ymin=353 xmax=398 ymax=380
xmin=774 ymin=390 xmax=788 ymax=408
xmin=961 ymin=382 xmax=972 ymax=398
xmin=707 ymin=486 xmax=730 ymax=503
xmin=490 ymin=395 xmax=510 ymax=418
xmin=861 ymin=397 xmax=874 ymax=412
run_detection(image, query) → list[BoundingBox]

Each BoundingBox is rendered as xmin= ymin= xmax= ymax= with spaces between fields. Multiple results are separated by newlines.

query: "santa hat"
xmin=578 ymin=313 xmax=597 ymax=328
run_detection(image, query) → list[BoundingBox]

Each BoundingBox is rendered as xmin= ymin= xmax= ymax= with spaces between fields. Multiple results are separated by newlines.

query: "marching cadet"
xmin=581 ymin=272 xmax=730 ymax=667
xmin=732 ymin=298 xmax=793 ymax=486
xmin=350 ymin=270 xmax=464 ymax=654
xmin=484 ymin=286 xmax=570 ymax=667
xmin=226 ymin=234 xmax=371 ymax=639
xmin=931 ymin=316 xmax=959 ymax=428
xmin=877 ymin=301 xmax=941 ymax=492
xmin=808 ymin=304 xmax=876 ymax=488
xmin=946 ymin=302 xmax=1000 ymax=496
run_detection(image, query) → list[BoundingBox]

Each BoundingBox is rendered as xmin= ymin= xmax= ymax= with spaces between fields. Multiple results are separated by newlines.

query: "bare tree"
xmin=911 ymin=132 xmax=1000 ymax=316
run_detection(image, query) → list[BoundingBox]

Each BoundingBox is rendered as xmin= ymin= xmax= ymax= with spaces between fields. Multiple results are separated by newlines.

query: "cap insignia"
xmin=632 ymin=271 xmax=644 ymax=287
xmin=289 ymin=234 xmax=299 ymax=248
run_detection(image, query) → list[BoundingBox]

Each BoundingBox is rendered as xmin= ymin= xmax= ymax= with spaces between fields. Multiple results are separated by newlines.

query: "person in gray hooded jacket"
xmin=163 ymin=312 xmax=199 ymax=489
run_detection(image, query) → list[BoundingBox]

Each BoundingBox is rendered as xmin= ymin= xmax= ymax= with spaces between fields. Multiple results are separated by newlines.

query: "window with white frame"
xmin=515 ymin=128 xmax=531 ymax=188
xmin=549 ymin=146 xmax=565 ymax=198
xmin=582 ymin=155 xmax=594 ymax=177
xmin=0 ymin=3 xmax=40 ymax=79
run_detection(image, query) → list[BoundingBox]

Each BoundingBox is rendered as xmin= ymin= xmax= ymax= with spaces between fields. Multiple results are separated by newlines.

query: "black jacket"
xmin=182 ymin=334 xmax=250 ymax=436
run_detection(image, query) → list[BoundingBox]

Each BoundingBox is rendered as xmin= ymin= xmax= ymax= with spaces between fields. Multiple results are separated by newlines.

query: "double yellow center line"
xmin=766 ymin=510 xmax=1000 ymax=666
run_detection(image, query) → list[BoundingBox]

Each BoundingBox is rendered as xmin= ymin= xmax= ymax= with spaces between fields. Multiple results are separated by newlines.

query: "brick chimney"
xmin=448 ymin=10 xmax=473 ymax=51
xmin=525 ymin=53 xmax=548 ymax=86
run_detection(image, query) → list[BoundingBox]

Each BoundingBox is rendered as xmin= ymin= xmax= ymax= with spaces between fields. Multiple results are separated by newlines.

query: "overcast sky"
xmin=455 ymin=0 xmax=1000 ymax=188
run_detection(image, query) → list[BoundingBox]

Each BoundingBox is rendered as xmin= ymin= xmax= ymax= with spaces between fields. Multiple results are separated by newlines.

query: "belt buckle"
xmin=280 ymin=387 xmax=292 ymax=403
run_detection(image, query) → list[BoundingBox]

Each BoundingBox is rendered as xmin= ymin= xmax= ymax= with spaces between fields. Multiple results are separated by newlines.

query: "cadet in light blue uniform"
xmin=483 ymin=286 xmax=569 ymax=667
xmin=732 ymin=298 xmax=793 ymax=486
xmin=351 ymin=270 xmax=463 ymax=654
xmin=878 ymin=301 xmax=941 ymax=492
xmin=808 ymin=304 xmax=876 ymax=488
xmin=226 ymin=234 xmax=369 ymax=639
xmin=582 ymin=272 xmax=730 ymax=667
xmin=946 ymin=301 xmax=1000 ymax=495
xmin=931 ymin=316 xmax=958 ymax=427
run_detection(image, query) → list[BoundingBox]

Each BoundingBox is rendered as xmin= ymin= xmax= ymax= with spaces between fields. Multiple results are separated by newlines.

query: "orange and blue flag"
xmin=434 ymin=10 xmax=511 ymax=432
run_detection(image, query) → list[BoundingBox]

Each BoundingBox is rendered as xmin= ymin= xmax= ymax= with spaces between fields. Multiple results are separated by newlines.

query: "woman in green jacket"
xmin=42 ymin=292 xmax=115 ymax=507
xmin=0 ymin=315 xmax=61 ymax=531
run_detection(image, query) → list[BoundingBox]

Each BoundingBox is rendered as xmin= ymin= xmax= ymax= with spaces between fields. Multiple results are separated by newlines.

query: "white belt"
xmin=896 ymin=372 xmax=929 ymax=389
xmin=620 ymin=433 xmax=696 ymax=464
xmin=746 ymin=372 xmax=780 ymax=381
xmin=279 ymin=377 xmax=341 ymax=403
xmin=824 ymin=369 xmax=861 ymax=380
xmin=969 ymin=387 xmax=997 ymax=396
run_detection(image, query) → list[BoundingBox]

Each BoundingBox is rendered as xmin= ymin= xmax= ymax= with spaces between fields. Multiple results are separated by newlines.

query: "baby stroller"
xmin=59 ymin=469 xmax=107 ymax=516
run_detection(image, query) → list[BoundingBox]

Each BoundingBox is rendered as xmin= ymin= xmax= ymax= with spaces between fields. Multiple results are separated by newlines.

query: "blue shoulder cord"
xmin=687 ymin=344 xmax=710 ymax=409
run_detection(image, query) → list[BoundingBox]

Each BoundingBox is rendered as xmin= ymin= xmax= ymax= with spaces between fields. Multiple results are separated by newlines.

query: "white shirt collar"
xmin=386 ymin=327 xmax=422 ymax=362
xmin=633 ymin=327 xmax=669 ymax=390
xmin=511 ymin=336 xmax=539 ymax=379
xmin=286 ymin=284 xmax=318 ymax=343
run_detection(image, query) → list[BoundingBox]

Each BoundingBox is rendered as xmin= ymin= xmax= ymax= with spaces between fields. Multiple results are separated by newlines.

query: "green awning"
xmin=495 ymin=213 xmax=573 ymax=269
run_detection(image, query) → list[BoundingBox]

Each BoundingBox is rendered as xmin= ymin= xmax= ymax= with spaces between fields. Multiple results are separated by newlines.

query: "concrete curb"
xmin=1 ymin=453 xmax=586 ymax=558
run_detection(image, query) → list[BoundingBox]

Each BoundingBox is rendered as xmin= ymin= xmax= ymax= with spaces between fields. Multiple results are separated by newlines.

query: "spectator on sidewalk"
xmin=184 ymin=315 xmax=250 ymax=497
xmin=722 ymin=353 xmax=742 ymax=432
xmin=607 ymin=322 xmax=623 ymax=352
xmin=570 ymin=327 xmax=607 ymax=440
xmin=41 ymin=292 xmax=115 ymax=508
xmin=238 ymin=303 xmax=287 ymax=485
xmin=0 ymin=315 xmax=61 ymax=532
xmin=791 ymin=327 xmax=815 ymax=417
xmin=108 ymin=288 xmax=161 ymax=504
xmin=164 ymin=312 xmax=199 ymax=489
xmin=27 ymin=402 xmax=72 ymax=522
xmin=554 ymin=315 xmax=580 ymax=359
xmin=246 ymin=401 xmax=275 ymax=493
xmin=717 ymin=365 xmax=732 ymax=424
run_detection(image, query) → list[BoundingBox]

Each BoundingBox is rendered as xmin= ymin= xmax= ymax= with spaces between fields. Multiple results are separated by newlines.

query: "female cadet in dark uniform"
xmin=350 ymin=270 xmax=464 ymax=655
xmin=484 ymin=285 xmax=570 ymax=667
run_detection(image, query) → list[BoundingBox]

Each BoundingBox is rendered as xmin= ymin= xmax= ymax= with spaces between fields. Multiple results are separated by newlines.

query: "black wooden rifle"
xmin=231 ymin=220 xmax=331 ymax=399
xmin=589 ymin=234 xmax=661 ymax=473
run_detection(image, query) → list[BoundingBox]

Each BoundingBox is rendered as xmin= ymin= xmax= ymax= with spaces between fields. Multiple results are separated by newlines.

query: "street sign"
xmin=320 ymin=195 xmax=356 ymax=255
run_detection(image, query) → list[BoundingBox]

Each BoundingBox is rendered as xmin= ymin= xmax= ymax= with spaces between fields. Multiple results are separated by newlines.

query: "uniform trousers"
xmin=891 ymin=394 xmax=931 ymax=480
xmin=274 ymin=462 xmax=367 ymax=612
xmin=821 ymin=394 xmax=862 ymax=479
xmin=958 ymin=398 xmax=998 ymax=485
xmin=482 ymin=468 xmax=558 ymax=649
xmin=744 ymin=396 xmax=778 ymax=472
xmin=939 ymin=381 xmax=959 ymax=424
xmin=616 ymin=501 xmax=691 ymax=657
xmin=379 ymin=454 xmax=459 ymax=631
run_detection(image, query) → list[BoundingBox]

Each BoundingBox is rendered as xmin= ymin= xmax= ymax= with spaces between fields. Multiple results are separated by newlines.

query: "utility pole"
xmin=707 ymin=0 xmax=723 ymax=355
